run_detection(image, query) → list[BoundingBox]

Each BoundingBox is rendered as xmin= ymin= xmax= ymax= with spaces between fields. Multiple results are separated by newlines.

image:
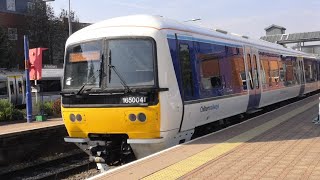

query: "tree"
xmin=0 ymin=27 xmax=9 ymax=67
xmin=26 ymin=1 xmax=85 ymax=66
xmin=26 ymin=0 xmax=51 ymax=48
xmin=0 ymin=27 xmax=16 ymax=69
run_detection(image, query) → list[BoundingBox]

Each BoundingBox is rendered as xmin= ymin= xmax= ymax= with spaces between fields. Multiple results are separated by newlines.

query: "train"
xmin=0 ymin=70 xmax=25 ymax=106
xmin=61 ymin=15 xmax=320 ymax=170
xmin=0 ymin=69 xmax=62 ymax=106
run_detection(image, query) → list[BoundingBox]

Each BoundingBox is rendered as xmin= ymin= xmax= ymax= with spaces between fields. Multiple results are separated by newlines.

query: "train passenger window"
xmin=231 ymin=49 xmax=246 ymax=92
xmin=10 ymin=81 xmax=14 ymax=95
xmin=293 ymin=58 xmax=301 ymax=84
xmin=0 ymin=81 xmax=8 ymax=95
xmin=259 ymin=52 xmax=282 ymax=88
xmin=18 ymin=81 xmax=22 ymax=94
xmin=179 ymin=44 xmax=194 ymax=97
xmin=300 ymin=61 xmax=305 ymax=83
xmin=312 ymin=61 xmax=318 ymax=81
xmin=198 ymin=43 xmax=246 ymax=98
xmin=247 ymin=54 xmax=254 ymax=90
xmin=269 ymin=60 xmax=280 ymax=86
xmin=303 ymin=58 xmax=317 ymax=83
xmin=284 ymin=58 xmax=295 ymax=86
xmin=259 ymin=60 xmax=266 ymax=88
xmin=253 ymin=55 xmax=259 ymax=89
xmin=199 ymin=51 xmax=221 ymax=90
xmin=278 ymin=60 xmax=285 ymax=82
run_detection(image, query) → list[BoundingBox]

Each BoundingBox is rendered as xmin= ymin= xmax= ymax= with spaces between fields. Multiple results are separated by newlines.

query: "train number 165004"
xmin=122 ymin=96 xmax=147 ymax=104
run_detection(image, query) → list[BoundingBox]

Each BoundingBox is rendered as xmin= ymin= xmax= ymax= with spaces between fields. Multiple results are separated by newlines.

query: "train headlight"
xmin=129 ymin=114 xmax=136 ymax=121
xmin=76 ymin=114 xmax=82 ymax=121
xmin=137 ymin=113 xmax=146 ymax=122
xmin=69 ymin=114 xmax=76 ymax=122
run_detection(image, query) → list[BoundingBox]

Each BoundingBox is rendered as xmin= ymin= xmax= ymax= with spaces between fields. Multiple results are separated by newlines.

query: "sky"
xmin=48 ymin=0 xmax=320 ymax=39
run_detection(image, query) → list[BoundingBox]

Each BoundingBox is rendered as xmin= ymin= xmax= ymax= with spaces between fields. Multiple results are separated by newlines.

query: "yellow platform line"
xmin=143 ymin=100 xmax=318 ymax=180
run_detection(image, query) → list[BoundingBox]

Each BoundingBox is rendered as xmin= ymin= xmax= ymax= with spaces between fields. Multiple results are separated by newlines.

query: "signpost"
xmin=24 ymin=36 xmax=32 ymax=123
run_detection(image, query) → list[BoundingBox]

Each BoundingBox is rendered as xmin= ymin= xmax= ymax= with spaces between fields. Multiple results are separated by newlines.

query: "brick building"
xmin=0 ymin=0 xmax=35 ymax=69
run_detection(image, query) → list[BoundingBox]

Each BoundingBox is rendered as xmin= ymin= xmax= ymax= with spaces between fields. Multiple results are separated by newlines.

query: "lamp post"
xmin=68 ymin=0 xmax=72 ymax=36
xmin=184 ymin=18 xmax=201 ymax=22
xmin=43 ymin=0 xmax=72 ymax=36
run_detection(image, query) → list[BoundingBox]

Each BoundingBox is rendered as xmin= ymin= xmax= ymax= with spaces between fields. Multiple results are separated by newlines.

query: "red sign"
xmin=29 ymin=48 xmax=48 ymax=80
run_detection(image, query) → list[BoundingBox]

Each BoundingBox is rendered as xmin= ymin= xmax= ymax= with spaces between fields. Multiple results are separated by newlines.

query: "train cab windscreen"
xmin=107 ymin=39 xmax=155 ymax=87
xmin=63 ymin=38 xmax=156 ymax=91
xmin=64 ymin=40 xmax=103 ymax=90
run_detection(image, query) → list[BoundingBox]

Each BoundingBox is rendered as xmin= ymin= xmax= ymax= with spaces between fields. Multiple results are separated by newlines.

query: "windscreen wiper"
xmin=76 ymin=69 xmax=100 ymax=95
xmin=76 ymin=54 xmax=106 ymax=95
xmin=108 ymin=50 xmax=132 ymax=93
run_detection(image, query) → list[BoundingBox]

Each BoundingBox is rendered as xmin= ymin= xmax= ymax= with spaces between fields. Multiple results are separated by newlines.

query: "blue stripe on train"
xmin=167 ymin=34 xmax=242 ymax=48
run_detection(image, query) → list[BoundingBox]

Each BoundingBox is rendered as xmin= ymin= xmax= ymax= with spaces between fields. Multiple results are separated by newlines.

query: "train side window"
xmin=179 ymin=44 xmax=194 ymax=98
xmin=247 ymin=54 xmax=254 ymax=89
xmin=292 ymin=58 xmax=299 ymax=84
xmin=303 ymin=58 xmax=316 ymax=83
xmin=18 ymin=81 xmax=22 ymax=94
xmin=230 ymin=47 xmax=246 ymax=92
xmin=278 ymin=60 xmax=285 ymax=83
xmin=199 ymin=51 xmax=221 ymax=90
xmin=9 ymin=81 xmax=14 ymax=95
xmin=284 ymin=58 xmax=295 ymax=86
xmin=305 ymin=61 xmax=311 ymax=82
xmin=0 ymin=81 xmax=8 ymax=95
xmin=198 ymin=44 xmax=246 ymax=97
xmin=253 ymin=55 xmax=259 ymax=89
xmin=269 ymin=60 xmax=280 ymax=86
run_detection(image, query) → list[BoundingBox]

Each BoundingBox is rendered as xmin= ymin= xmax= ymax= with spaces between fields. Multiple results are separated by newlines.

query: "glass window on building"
xmin=8 ymin=28 xmax=17 ymax=41
xmin=27 ymin=2 xmax=34 ymax=12
xmin=6 ymin=0 xmax=16 ymax=11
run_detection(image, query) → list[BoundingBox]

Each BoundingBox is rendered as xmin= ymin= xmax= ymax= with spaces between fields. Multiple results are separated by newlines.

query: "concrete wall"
xmin=301 ymin=45 xmax=320 ymax=55
xmin=266 ymin=28 xmax=285 ymax=35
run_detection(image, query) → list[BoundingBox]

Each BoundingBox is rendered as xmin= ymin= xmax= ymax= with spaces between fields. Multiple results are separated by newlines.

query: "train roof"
xmin=70 ymin=15 xmax=318 ymax=59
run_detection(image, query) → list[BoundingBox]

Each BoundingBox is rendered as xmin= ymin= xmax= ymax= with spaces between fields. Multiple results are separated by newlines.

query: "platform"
xmin=91 ymin=94 xmax=320 ymax=180
xmin=0 ymin=118 xmax=63 ymax=137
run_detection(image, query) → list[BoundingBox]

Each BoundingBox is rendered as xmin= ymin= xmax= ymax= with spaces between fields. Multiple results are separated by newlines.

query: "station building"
xmin=261 ymin=24 xmax=320 ymax=56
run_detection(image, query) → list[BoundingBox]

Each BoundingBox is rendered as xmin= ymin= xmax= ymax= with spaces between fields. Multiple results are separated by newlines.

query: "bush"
xmin=0 ymin=99 xmax=24 ymax=121
xmin=38 ymin=99 xmax=61 ymax=117
xmin=52 ymin=99 xmax=61 ymax=116
xmin=43 ymin=101 xmax=54 ymax=116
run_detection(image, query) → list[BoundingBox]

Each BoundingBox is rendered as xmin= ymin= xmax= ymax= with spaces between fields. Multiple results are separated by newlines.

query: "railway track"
xmin=0 ymin=150 xmax=95 ymax=180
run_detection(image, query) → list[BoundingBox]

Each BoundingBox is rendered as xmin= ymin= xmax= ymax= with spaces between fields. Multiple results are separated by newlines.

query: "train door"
xmin=297 ymin=57 xmax=305 ymax=96
xmin=245 ymin=47 xmax=261 ymax=109
xmin=298 ymin=57 xmax=306 ymax=84
xmin=175 ymin=34 xmax=197 ymax=132
xmin=7 ymin=76 xmax=24 ymax=105
xmin=177 ymin=36 xmax=196 ymax=101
